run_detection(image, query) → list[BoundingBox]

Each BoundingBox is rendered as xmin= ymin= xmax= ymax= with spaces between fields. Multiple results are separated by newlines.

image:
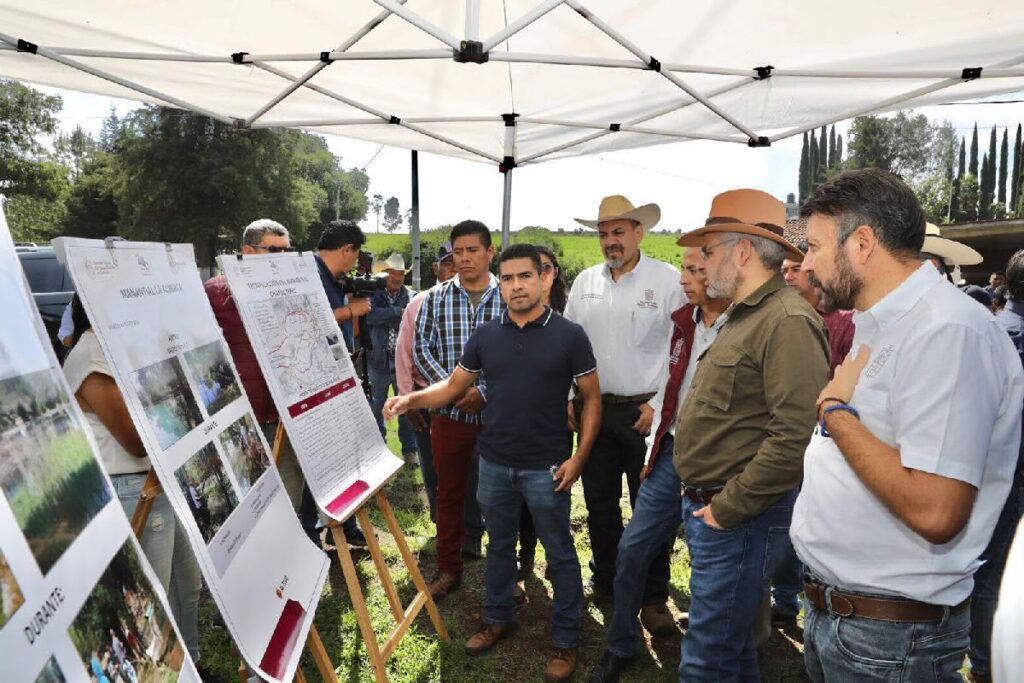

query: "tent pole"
xmin=482 ymin=0 xmax=566 ymax=51
xmin=245 ymin=0 xmax=409 ymax=126
xmin=411 ymin=150 xmax=421 ymax=291
xmin=0 ymin=32 xmax=233 ymax=124
xmin=501 ymin=168 xmax=513 ymax=249
xmin=465 ymin=0 xmax=481 ymax=40
xmin=372 ymin=0 xmax=461 ymax=49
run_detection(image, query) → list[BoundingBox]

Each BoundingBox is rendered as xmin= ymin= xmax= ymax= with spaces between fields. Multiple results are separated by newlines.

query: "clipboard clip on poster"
xmin=103 ymin=236 xmax=127 ymax=249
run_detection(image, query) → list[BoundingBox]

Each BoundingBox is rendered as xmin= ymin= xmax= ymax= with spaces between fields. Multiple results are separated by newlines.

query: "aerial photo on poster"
xmin=69 ymin=539 xmax=188 ymax=683
xmin=0 ymin=368 xmax=112 ymax=574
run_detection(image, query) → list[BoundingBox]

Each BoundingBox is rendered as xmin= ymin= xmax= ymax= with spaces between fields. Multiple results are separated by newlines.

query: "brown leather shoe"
xmin=640 ymin=603 xmax=677 ymax=636
xmin=464 ymin=622 xmax=518 ymax=656
xmin=544 ymin=647 xmax=577 ymax=681
xmin=427 ymin=571 xmax=461 ymax=601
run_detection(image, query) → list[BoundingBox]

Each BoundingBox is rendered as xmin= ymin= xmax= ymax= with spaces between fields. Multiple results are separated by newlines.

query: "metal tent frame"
xmin=4 ymin=0 xmax=1024 ymax=286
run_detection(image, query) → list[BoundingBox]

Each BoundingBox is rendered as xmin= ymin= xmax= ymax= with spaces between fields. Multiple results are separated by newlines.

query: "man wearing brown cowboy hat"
xmin=564 ymin=195 xmax=683 ymax=632
xmin=674 ymin=189 xmax=829 ymax=681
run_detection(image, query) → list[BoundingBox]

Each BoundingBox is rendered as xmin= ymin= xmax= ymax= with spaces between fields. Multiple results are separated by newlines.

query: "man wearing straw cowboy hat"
xmin=920 ymin=222 xmax=983 ymax=284
xmin=365 ymin=252 xmax=418 ymax=461
xmin=564 ymin=195 xmax=683 ymax=633
xmin=674 ymin=189 xmax=829 ymax=681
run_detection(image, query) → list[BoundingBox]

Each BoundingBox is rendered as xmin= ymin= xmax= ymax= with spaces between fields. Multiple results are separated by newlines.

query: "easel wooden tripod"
xmin=129 ymin=421 xmax=449 ymax=683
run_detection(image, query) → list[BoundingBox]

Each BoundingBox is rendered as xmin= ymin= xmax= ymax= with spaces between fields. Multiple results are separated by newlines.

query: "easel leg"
xmin=355 ymin=507 xmax=404 ymax=624
xmin=303 ymin=624 xmax=337 ymax=683
xmin=331 ymin=524 xmax=389 ymax=683
xmin=374 ymin=492 xmax=450 ymax=642
xmin=129 ymin=469 xmax=163 ymax=539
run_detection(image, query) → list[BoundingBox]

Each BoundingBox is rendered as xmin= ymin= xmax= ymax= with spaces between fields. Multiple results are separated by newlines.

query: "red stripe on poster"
xmin=325 ymin=480 xmax=370 ymax=517
xmin=286 ymin=377 xmax=356 ymax=418
xmin=259 ymin=598 xmax=306 ymax=679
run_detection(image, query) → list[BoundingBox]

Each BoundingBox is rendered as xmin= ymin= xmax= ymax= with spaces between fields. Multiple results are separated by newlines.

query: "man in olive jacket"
xmin=673 ymin=189 xmax=829 ymax=682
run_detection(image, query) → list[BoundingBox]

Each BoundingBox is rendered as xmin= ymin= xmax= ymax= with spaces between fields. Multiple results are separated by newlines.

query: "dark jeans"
xmin=804 ymin=591 xmax=970 ymax=682
xmin=680 ymin=488 xmax=798 ymax=682
xmin=477 ymin=457 xmax=583 ymax=648
xmin=519 ymin=506 xmax=537 ymax=567
xmin=771 ymin=543 xmax=805 ymax=619
xmin=411 ymin=410 xmax=438 ymax=522
xmin=368 ymin=364 xmax=417 ymax=454
xmin=581 ymin=401 xmax=670 ymax=603
xmin=968 ymin=480 xmax=1024 ymax=675
xmin=431 ymin=415 xmax=485 ymax=575
xmin=607 ymin=439 xmax=680 ymax=657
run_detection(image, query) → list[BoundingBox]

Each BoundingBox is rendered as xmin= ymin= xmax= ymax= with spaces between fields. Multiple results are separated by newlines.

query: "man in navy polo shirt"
xmin=384 ymin=244 xmax=602 ymax=682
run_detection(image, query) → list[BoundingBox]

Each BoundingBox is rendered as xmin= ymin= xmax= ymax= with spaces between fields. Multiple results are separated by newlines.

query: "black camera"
xmin=339 ymin=274 xmax=385 ymax=297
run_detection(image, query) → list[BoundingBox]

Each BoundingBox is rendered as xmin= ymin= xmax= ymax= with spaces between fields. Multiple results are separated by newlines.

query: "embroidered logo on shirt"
xmin=581 ymin=293 xmax=604 ymax=300
xmin=864 ymin=344 xmax=895 ymax=378
xmin=644 ymin=288 xmax=655 ymax=301
xmin=670 ymin=337 xmax=684 ymax=366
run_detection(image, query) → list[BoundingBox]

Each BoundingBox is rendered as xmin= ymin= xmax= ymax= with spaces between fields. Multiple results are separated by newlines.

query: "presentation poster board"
xmin=61 ymin=238 xmax=329 ymax=682
xmin=0 ymin=209 xmax=198 ymax=682
xmin=218 ymin=253 xmax=402 ymax=521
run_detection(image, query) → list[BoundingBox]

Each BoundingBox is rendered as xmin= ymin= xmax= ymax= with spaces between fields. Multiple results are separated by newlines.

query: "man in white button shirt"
xmin=792 ymin=168 xmax=1024 ymax=682
xmin=564 ymin=195 xmax=684 ymax=627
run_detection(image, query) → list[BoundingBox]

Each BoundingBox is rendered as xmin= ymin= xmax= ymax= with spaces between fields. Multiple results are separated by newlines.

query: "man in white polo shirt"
xmin=792 ymin=168 xmax=1024 ymax=682
xmin=564 ymin=194 xmax=684 ymax=630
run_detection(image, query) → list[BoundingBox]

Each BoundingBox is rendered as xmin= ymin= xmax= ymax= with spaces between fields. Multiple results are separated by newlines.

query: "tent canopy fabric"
xmin=2 ymin=0 xmax=1024 ymax=168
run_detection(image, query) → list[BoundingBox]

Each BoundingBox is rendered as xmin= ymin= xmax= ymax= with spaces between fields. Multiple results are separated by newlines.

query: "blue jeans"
xmin=368 ymin=364 xmax=416 ymax=454
xmin=803 ymin=591 xmax=970 ymax=682
xmin=771 ymin=545 xmax=804 ymax=619
xmin=968 ymin=480 xmax=1024 ymax=675
xmin=680 ymin=488 xmax=798 ymax=682
xmin=411 ymin=410 xmax=438 ymax=522
xmin=476 ymin=457 xmax=583 ymax=648
xmin=607 ymin=442 xmax=681 ymax=657
xmin=113 ymin=473 xmax=202 ymax=662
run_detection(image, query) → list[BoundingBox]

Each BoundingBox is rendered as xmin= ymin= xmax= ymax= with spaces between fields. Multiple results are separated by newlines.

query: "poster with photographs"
xmin=218 ymin=253 xmax=402 ymax=521
xmin=61 ymin=237 xmax=329 ymax=683
xmin=0 ymin=206 xmax=198 ymax=682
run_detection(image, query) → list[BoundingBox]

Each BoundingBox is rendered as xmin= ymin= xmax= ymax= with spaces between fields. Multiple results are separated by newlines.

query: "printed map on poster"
xmin=0 ymin=205 xmax=199 ymax=683
xmin=218 ymin=253 xmax=401 ymax=521
xmin=61 ymin=238 xmax=329 ymax=683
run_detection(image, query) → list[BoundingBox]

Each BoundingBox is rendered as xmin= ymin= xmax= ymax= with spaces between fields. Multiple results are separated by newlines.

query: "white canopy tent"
xmin=3 ymin=0 xmax=1024 ymax=281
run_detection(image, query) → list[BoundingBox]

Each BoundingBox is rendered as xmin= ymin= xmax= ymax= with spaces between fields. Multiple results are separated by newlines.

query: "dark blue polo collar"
xmin=500 ymin=306 xmax=554 ymax=328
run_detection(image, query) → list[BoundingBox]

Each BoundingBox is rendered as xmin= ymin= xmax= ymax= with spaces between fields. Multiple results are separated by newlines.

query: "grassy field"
xmin=364 ymin=230 xmax=686 ymax=286
xmin=196 ymin=420 xmax=809 ymax=683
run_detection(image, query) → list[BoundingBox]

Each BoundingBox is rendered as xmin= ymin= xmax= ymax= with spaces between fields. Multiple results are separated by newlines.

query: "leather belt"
xmin=803 ymin=580 xmax=970 ymax=623
xmin=601 ymin=392 xmax=656 ymax=405
xmin=681 ymin=484 xmax=722 ymax=505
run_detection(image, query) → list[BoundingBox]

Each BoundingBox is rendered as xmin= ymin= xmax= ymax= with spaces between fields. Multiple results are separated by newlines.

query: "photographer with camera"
xmin=316 ymin=220 xmax=374 ymax=352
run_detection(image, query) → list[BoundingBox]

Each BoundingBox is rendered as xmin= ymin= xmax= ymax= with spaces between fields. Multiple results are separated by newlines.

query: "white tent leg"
xmin=501 ymin=168 xmax=513 ymax=248
xmin=0 ymin=32 xmax=233 ymax=124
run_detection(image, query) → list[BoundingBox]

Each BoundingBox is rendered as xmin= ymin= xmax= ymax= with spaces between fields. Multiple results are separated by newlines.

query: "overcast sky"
xmin=43 ymin=87 xmax=1024 ymax=235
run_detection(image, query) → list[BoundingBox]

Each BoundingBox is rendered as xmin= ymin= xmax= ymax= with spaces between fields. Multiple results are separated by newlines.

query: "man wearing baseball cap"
xmin=673 ymin=189 xmax=829 ymax=680
xmin=564 ymin=195 xmax=683 ymax=633
xmin=395 ymin=242 xmax=457 ymax=522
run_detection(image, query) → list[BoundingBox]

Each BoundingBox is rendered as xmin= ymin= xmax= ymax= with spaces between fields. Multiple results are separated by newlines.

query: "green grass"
xmin=196 ymin=418 xmax=810 ymax=682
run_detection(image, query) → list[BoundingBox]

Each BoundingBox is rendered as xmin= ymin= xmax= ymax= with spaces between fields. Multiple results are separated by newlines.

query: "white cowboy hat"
xmin=574 ymin=195 xmax=661 ymax=231
xmin=921 ymin=223 xmax=982 ymax=266
xmin=380 ymin=253 xmax=411 ymax=273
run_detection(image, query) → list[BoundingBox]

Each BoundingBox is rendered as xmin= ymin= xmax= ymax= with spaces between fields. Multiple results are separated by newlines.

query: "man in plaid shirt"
xmin=415 ymin=219 xmax=503 ymax=598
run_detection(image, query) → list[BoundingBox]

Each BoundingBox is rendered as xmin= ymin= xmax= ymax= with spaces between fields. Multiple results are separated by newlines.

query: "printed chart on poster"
xmin=218 ymin=253 xmax=402 ymax=520
xmin=61 ymin=238 xmax=329 ymax=683
xmin=0 ymin=208 xmax=199 ymax=683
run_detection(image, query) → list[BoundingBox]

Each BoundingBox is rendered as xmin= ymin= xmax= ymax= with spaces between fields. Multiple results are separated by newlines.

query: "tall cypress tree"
xmin=949 ymin=176 xmax=961 ymax=222
xmin=1011 ymin=123 xmax=1022 ymax=214
xmin=999 ymin=128 xmax=1009 ymax=207
xmin=809 ymin=130 xmax=819 ymax=191
xmin=799 ymin=132 xmax=809 ymax=204
xmin=980 ymin=151 xmax=992 ymax=219
xmin=969 ymin=123 xmax=979 ymax=177
xmin=836 ymin=134 xmax=843 ymax=168
xmin=828 ymin=126 xmax=836 ymax=169
xmin=958 ymin=138 xmax=966 ymax=179
xmin=818 ymin=126 xmax=828 ymax=178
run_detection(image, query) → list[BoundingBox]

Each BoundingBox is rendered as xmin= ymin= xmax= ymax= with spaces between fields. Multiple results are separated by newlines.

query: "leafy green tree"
xmin=959 ymin=174 xmax=980 ymax=221
xmin=979 ymin=152 xmax=992 ymax=219
xmin=62 ymin=152 xmax=120 ymax=239
xmin=845 ymin=113 xmax=931 ymax=179
xmin=949 ymin=176 xmax=961 ymax=222
xmin=817 ymin=125 xmax=828 ymax=181
xmin=370 ymin=193 xmax=384 ymax=233
xmin=798 ymin=132 xmax=809 ymax=203
xmin=809 ymin=131 xmax=818 ymax=191
xmin=913 ymin=175 xmax=952 ymax=224
xmin=958 ymin=138 xmax=966 ymax=180
xmin=834 ymin=134 xmax=843 ymax=169
xmin=54 ymin=125 xmax=98 ymax=181
xmin=383 ymin=196 xmax=402 ymax=232
xmin=0 ymin=80 xmax=65 ymax=198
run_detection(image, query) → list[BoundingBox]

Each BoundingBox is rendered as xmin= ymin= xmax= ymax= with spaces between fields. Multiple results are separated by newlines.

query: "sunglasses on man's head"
xmin=254 ymin=245 xmax=293 ymax=253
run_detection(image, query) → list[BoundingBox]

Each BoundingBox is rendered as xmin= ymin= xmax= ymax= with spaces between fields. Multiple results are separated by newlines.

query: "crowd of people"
xmin=61 ymin=166 xmax=1024 ymax=683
